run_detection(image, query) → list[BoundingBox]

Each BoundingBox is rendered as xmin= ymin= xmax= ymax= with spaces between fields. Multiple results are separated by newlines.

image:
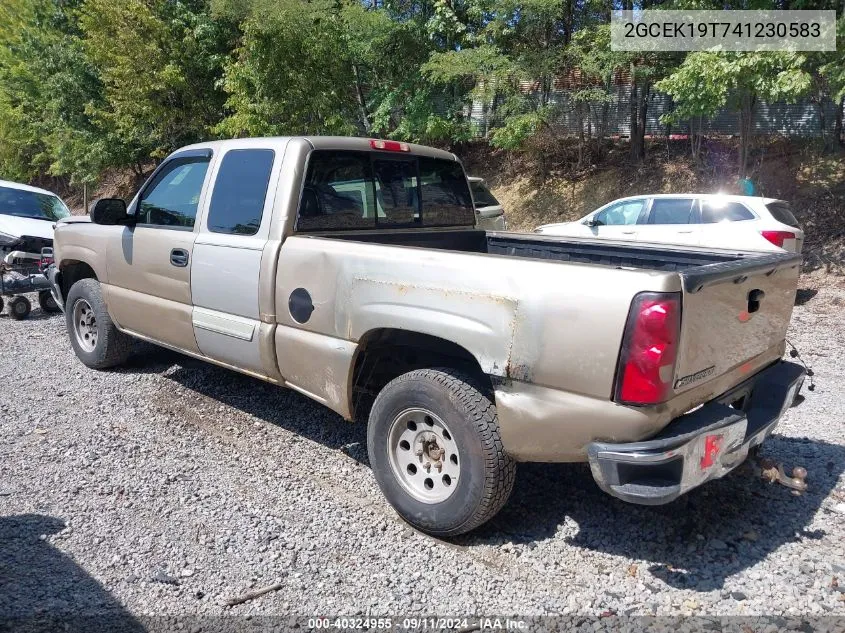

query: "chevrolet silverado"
xmin=48 ymin=137 xmax=804 ymax=536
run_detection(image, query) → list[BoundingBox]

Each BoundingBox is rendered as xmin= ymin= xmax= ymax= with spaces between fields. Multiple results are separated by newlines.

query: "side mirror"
xmin=89 ymin=198 xmax=132 ymax=226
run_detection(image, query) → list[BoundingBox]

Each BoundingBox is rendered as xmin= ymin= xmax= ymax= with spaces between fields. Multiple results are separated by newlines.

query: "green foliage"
xmin=81 ymin=0 xmax=235 ymax=162
xmin=214 ymin=0 xmax=359 ymax=137
xmin=0 ymin=0 xmax=841 ymax=189
xmin=657 ymin=51 xmax=811 ymax=122
xmin=490 ymin=108 xmax=551 ymax=149
xmin=818 ymin=17 xmax=845 ymax=102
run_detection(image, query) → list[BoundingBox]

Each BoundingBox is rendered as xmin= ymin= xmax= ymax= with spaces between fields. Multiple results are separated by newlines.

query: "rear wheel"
xmin=8 ymin=296 xmax=31 ymax=320
xmin=65 ymin=279 xmax=132 ymax=369
xmin=367 ymin=368 xmax=515 ymax=536
xmin=38 ymin=289 xmax=60 ymax=313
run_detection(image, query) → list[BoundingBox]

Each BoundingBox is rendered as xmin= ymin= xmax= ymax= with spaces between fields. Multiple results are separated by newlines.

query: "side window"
xmin=297 ymin=151 xmax=376 ymax=232
xmin=700 ymin=200 xmax=755 ymax=223
xmin=593 ymin=200 xmax=645 ymax=226
xmin=648 ymin=198 xmax=695 ymax=224
xmin=207 ymin=149 xmax=275 ymax=235
xmin=418 ymin=157 xmax=475 ymax=226
xmin=138 ymin=157 xmax=210 ymax=228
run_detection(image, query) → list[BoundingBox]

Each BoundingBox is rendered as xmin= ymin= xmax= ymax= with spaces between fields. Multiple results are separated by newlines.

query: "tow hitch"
xmin=754 ymin=456 xmax=808 ymax=495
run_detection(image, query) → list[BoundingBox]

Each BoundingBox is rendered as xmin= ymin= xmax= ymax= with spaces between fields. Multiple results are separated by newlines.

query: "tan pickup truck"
xmin=48 ymin=137 xmax=805 ymax=536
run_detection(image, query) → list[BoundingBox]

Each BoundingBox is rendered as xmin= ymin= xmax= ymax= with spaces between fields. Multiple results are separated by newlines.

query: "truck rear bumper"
xmin=587 ymin=360 xmax=805 ymax=505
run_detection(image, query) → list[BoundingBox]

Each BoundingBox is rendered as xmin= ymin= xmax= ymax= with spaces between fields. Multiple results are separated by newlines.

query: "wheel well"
xmin=350 ymin=329 xmax=492 ymax=423
xmin=60 ymin=261 xmax=97 ymax=305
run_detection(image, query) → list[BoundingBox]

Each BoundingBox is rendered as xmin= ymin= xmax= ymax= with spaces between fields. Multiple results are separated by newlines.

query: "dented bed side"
xmin=270 ymin=235 xmax=688 ymax=459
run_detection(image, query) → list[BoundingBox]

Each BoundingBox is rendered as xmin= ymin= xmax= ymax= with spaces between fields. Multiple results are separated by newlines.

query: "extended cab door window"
xmin=138 ymin=157 xmax=211 ymax=229
xmin=206 ymin=149 xmax=275 ymax=235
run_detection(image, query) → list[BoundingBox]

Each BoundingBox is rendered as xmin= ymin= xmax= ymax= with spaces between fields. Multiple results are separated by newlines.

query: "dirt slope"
xmin=463 ymin=138 xmax=845 ymax=273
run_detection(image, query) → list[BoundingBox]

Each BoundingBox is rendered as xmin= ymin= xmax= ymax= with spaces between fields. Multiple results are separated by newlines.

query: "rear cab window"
xmin=296 ymin=150 xmax=474 ymax=232
xmin=766 ymin=202 xmax=800 ymax=228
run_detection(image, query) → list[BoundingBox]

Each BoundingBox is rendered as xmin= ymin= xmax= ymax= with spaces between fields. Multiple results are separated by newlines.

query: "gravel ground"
xmin=1 ymin=278 xmax=844 ymax=626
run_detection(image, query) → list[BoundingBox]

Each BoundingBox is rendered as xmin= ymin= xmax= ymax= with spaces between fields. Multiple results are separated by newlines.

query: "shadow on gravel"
xmin=0 ymin=514 xmax=144 ymax=632
xmin=795 ymin=288 xmax=819 ymax=305
xmin=151 ymin=354 xmax=843 ymax=592
xmin=163 ymin=360 xmax=370 ymax=464
xmin=113 ymin=344 xmax=203 ymax=376
xmin=464 ymin=435 xmax=845 ymax=592
xmin=0 ymin=308 xmax=59 ymax=322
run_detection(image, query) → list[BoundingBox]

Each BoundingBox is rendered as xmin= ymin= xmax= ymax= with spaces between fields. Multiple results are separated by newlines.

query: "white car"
xmin=468 ymin=176 xmax=507 ymax=231
xmin=0 ymin=179 xmax=71 ymax=268
xmin=535 ymin=194 xmax=804 ymax=252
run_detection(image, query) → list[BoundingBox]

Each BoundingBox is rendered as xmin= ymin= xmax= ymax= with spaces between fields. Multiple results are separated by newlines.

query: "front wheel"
xmin=367 ymin=368 xmax=515 ymax=537
xmin=65 ymin=279 xmax=132 ymax=369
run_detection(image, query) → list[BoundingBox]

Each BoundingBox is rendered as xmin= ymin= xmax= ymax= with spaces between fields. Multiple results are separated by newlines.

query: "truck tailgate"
xmin=673 ymin=252 xmax=801 ymax=396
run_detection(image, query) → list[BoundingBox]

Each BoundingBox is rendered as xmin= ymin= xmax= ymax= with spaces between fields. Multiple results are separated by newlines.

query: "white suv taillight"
xmin=760 ymin=230 xmax=796 ymax=249
xmin=614 ymin=292 xmax=681 ymax=405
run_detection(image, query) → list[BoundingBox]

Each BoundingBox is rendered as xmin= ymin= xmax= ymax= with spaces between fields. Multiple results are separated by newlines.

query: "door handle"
xmin=170 ymin=248 xmax=189 ymax=267
xmin=621 ymin=230 xmax=635 ymax=234
xmin=677 ymin=230 xmax=693 ymax=234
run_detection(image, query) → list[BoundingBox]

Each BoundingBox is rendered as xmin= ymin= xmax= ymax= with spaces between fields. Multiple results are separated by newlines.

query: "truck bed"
xmin=327 ymin=229 xmax=801 ymax=293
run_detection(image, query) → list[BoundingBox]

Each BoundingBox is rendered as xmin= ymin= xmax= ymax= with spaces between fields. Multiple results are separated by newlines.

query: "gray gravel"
xmin=1 ymin=279 xmax=844 ymax=623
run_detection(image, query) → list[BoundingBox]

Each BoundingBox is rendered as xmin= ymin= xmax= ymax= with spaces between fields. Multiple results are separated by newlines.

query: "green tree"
xmin=657 ymin=51 xmax=812 ymax=176
xmin=213 ymin=0 xmax=359 ymax=137
xmin=0 ymin=0 xmax=103 ymax=183
xmin=81 ymin=0 xmax=235 ymax=169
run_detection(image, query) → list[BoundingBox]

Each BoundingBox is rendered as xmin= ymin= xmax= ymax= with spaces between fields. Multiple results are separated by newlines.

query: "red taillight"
xmin=370 ymin=139 xmax=410 ymax=152
xmin=615 ymin=292 xmax=681 ymax=405
xmin=760 ymin=230 xmax=795 ymax=248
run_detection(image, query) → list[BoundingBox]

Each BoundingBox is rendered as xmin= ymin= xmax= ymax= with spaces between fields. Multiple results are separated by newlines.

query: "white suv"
xmin=0 ymin=179 xmax=71 ymax=269
xmin=535 ymin=194 xmax=804 ymax=252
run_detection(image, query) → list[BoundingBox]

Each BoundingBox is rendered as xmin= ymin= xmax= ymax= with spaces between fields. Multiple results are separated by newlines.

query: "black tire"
xmin=65 ymin=278 xmax=132 ymax=369
xmin=9 ymin=296 xmax=31 ymax=320
xmin=367 ymin=368 xmax=516 ymax=537
xmin=0 ymin=296 xmax=4 ymax=314
xmin=38 ymin=289 xmax=60 ymax=313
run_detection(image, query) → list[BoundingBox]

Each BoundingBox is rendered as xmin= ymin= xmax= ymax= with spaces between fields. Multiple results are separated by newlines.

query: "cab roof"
xmin=174 ymin=136 xmax=459 ymax=163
